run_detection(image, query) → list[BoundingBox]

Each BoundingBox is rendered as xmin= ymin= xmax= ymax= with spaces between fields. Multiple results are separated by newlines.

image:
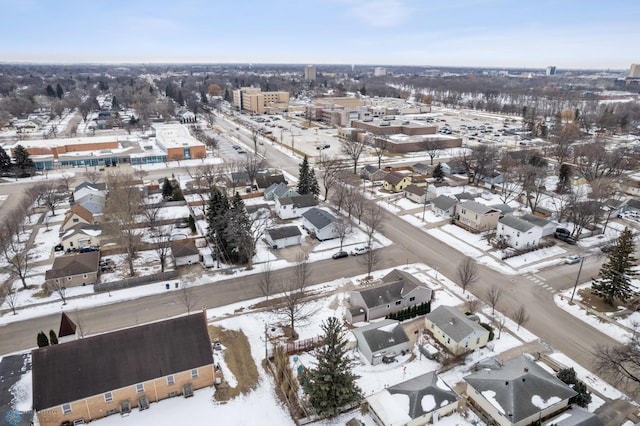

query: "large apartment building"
xmin=232 ymin=87 xmax=290 ymax=114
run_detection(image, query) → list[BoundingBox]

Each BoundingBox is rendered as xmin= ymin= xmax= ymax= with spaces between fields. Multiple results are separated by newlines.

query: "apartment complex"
xmin=232 ymin=87 xmax=290 ymax=114
xmin=304 ymin=65 xmax=316 ymax=81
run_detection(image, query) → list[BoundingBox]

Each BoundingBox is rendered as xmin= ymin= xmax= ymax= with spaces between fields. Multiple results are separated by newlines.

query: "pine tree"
xmin=303 ymin=317 xmax=362 ymax=418
xmin=49 ymin=329 xmax=59 ymax=345
xmin=162 ymin=177 xmax=174 ymax=198
xmin=224 ymin=193 xmax=252 ymax=264
xmin=12 ymin=144 xmax=35 ymax=177
xmin=45 ymin=84 xmax=56 ymax=97
xmin=433 ymin=162 xmax=444 ymax=182
xmin=56 ymin=83 xmax=64 ymax=99
xmin=206 ymin=187 xmax=231 ymax=261
xmin=571 ymin=380 xmax=592 ymax=407
xmin=592 ymin=228 xmax=637 ymax=305
xmin=556 ymin=163 xmax=571 ymax=193
xmin=308 ymin=168 xmax=320 ymax=198
xmin=0 ymin=146 xmax=11 ymax=175
xmin=297 ymin=155 xmax=319 ymax=197
xmin=37 ymin=331 xmax=49 ymax=348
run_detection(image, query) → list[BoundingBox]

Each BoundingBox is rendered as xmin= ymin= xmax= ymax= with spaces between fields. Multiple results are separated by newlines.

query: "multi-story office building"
xmin=304 ymin=65 xmax=316 ymax=81
xmin=232 ymin=87 xmax=290 ymax=114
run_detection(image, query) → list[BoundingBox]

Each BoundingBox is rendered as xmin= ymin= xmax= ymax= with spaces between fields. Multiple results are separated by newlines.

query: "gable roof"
xmin=459 ymin=200 xmax=500 ymax=215
xmin=520 ymin=213 xmax=550 ymax=228
xmin=74 ymin=181 xmax=107 ymax=192
xmin=426 ymin=305 xmax=489 ymax=342
xmin=412 ymin=162 xmax=430 ymax=173
xmin=255 ymin=171 xmax=286 ymax=189
xmin=302 ymin=207 xmax=336 ymax=230
xmin=432 ymin=195 xmax=457 ymax=211
xmin=32 ymin=312 xmax=212 ymax=411
xmin=384 ymin=171 xmax=407 ymax=186
xmin=454 ymin=192 xmax=475 ymax=201
xmin=45 ymin=251 xmax=100 ymax=280
xmin=278 ymin=194 xmax=318 ymax=208
xmin=354 ymin=319 xmax=410 ymax=352
xmin=362 ymin=164 xmax=381 ymax=175
xmin=171 ymin=239 xmax=199 ymax=258
xmin=387 ymin=371 xmax=459 ymax=419
xmin=499 ymin=214 xmax=535 ymax=232
xmin=61 ymin=204 xmax=94 ymax=229
xmin=404 ymin=184 xmax=426 ymax=196
xmin=464 ymin=354 xmax=576 ymax=424
xmin=58 ymin=312 xmax=77 ymax=338
xmin=266 ymin=226 xmax=302 ymax=240
xmin=265 ymin=182 xmax=296 ymax=198
xmin=356 ymin=269 xmax=431 ymax=309
xmin=61 ymin=224 xmax=102 ymax=241
xmin=626 ymin=198 xmax=640 ymax=210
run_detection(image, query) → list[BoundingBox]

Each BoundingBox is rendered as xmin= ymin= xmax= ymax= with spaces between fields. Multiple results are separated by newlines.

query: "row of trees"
xmin=0 ymin=145 xmax=35 ymax=177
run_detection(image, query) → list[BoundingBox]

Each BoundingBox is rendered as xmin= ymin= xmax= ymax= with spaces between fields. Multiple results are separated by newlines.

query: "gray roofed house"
xmin=171 ymin=239 xmax=200 ymax=266
xmin=454 ymin=192 xmax=475 ymax=201
xmin=351 ymin=319 xmax=410 ymax=364
xmin=520 ymin=213 xmax=555 ymax=236
xmin=431 ymin=195 xmax=457 ymax=217
xmin=542 ymin=405 xmax=603 ymax=426
xmin=75 ymin=192 xmax=105 ymax=215
xmin=490 ymin=203 xmax=515 ymax=215
xmin=404 ymin=184 xmax=427 ymax=204
xmin=301 ymin=207 xmax=339 ymax=240
xmin=255 ymin=170 xmax=286 ymax=189
xmin=264 ymin=182 xmax=298 ymax=201
xmin=347 ymin=269 xmax=433 ymax=323
xmin=499 ymin=214 xmax=535 ymax=232
xmin=361 ymin=165 xmax=387 ymax=181
xmin=425 ymin=305 xmax=490 ymax=355
xmin=265 ymin=225 xmax=302 ymax=249
xmin=457 ymin=200 xmax=501 ymax=232
xmin=464 ymin=354 xmax=577 ymax=426
xmin=366 ymin=371 xmax=460 ymax=425
xmin=497 ymin=213 xmax=546 ymax=249
xmin=412 ymin=162 xmax=431 ymax=174
xmin=275 ymin=193 xmax=319 ymax=219
xmin=45 ymin=251 xmax=100 ymax=288
xmin=32 ymin=312 xmax=215 ymax=425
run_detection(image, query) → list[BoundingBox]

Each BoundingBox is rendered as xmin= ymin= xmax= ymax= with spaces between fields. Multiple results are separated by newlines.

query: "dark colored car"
xmin=332 ymin=251 xmax=348 ymax=259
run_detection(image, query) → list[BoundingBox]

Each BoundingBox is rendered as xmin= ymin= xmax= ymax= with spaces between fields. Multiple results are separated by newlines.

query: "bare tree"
xmin=513 ymin=305 xmax=529 ymax=331
xmin=244 ymin=208 xmax=271 ymax=270
xmin=72 ymin=309 xmax=86 ymax=338
xmin=341 ymin=138 xmax=366 ymax=175
xmin=486 ymin=286 xmax=503 ymax=315
xmin=331 ymin=183 xmax=348 ymax=213
xmin=465 ymin=298 xmax=481 ymax=314
xmin=492 ymin=314 xmax=507 ymax=339
xmin=362 ymin=201 xmax=384 ymax=247
xmin=593 ymin=324 xmax=640 ymax=395
xmin=132 ymin=167 xmax=149 ymax=182
xmin=243 ymin=152 xmax=265 ymax=190
xmin=83 ymin=169 xmax=102 ymax=185
xmin=150 ymin=225 xmax=173 ymax=273
xmin=59 ymin=173 xmax=75 ymax=192
xmin=319 ymin=154 xmax=343 ymax=201
xmin=456 ymin=256 xmax=479 ymax=294
xmin=550 ymin=123 xmax=580 ymax=165
xmin=520 ymin=164 xmax=547 ymax=213
xmin=46 ymin=278 xmax=68 ymax=305
xmin=260 ymin=261 xmax=273 ymax=301
xmin=351 ymin=190 xmax=366 ymax=224
xmin=0 ymin=221 xmax=33 ymax=289
xmin=360 ymin=248 xmax=379 ymax=279
xmin=36 ymin=180 xmax=64 ymax=216
xmin=274 ymin=253 xmax=314 ymax=339
xmin=372 ymin=137 xmax=388 ymax=169
xmin=334 ymin=219 xmax=352 ymax=251
xmin=420 ymin=138 xmax=446 ymax=166
xmin=0 ymin=281 xmax=19 ymax=315
xmin=176 ymin=281 xmax=197 ymax=314
xmin=104 ymin=173 xmax=144 ymax=277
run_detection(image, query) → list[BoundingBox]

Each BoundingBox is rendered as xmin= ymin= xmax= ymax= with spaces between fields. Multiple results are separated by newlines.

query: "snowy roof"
xmin=425 ymin=305 xmax=489 ymax=343
xmin=387 ymin=371 xmax=459 ymax=419
xmin=542 ymin=405 xmax=603 ymax=426
xmin=520 ymin=213 xmax=551 ymax=228
xmin=302 ymin=207 xmax=336 ymax=230
xmin=352 ymin=319 xmax=410 ymax=353
xmin=354 ymin=269 xmax=431 ymax=310
xmin=499 ymin=214 xmax=535 ymax=232
xmin=464 ymin=354 xmax=576 ymax=424
xmin=459 ymin=200 xmax=500 ymax=215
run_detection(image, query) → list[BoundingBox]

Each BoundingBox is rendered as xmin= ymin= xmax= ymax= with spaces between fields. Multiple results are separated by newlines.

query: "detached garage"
xmin=265 ymin=226 xmax=302 ymax=249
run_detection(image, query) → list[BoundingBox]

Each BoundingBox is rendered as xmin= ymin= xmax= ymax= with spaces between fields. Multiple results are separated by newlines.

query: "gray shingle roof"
xmin=432 ymin=195 xmax=457 ymax=211
xmin=302 ymin=207 xmax=336 ymax=230
xmin=354 ymin=269 xmax=431 ymax=309
xmin=32 ymin=313 xmax=212 ymax=410
xmin=426 ymin=305 xmax=488 ymax=342
xmin=355 ymin=319 xmax=410 ymax=352
xmin=384 ymin=171 xmax=406 ymax=186
xmin=520 ymin=213 xmax=550 ymax=228
xmin=499 ymin=214 xmax=535 ymax=232
xmin=278 ymin=194 xmax=318 ymax=208
xmin=44 ymin=251 xmax=100 ymax=280
xmin=388 ymin=371 xmax=460 ymax=418
xmin=459 ymin=200 xmax=500 ymax=215
xmin=464 ymin=354 xmax=576 ymax=424
xmin=171 ymin=239 xmax=199 ymax=258
xmin=266 ymin=225 xmax=302 ymax=240
xmin=404 ymin=184 xmax=426 ymax=196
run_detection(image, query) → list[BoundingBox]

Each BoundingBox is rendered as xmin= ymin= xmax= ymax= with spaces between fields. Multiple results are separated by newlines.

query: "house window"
xmin=136 ymin=383 xmax=144 ymax=393
xmin=191 ymin=369 xmax=199 ymax=378
xmin=167 ymin=375 xmax=175 ymax=385
xmin=73 ymin=218 xmax=79 ymax=223
xmin=395 ymin=300 xmax=402 ymax=306
xmin=409 ymin=296 xmax=415 ymax=302
xmin=62 ymin=404 xmax=72 ymax=415
xmin=104 ymin=392 xmax=113 ymax=403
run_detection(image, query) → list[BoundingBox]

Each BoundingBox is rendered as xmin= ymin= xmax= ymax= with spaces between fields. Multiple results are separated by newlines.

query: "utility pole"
xmin=569 ymin=257 xmax=585 ymax=303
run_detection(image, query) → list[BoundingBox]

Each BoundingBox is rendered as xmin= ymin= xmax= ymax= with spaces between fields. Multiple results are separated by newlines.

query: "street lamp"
xmin=569 ymin=257 xmax=585 ymax=303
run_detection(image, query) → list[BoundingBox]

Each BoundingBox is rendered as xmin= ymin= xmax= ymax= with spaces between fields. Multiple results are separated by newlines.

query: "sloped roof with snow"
xmin=425 ymin=305 xmax=488 ymax=343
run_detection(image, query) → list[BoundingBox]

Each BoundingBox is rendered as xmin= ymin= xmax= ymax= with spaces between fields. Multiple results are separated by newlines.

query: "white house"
xmin=403 ymin=184 xmax=427 ymax=204
xmin=301 ymin=208 xmax=339 ymax=241
xmin=351 ymin=319 xmax=410 ymax=365
xmin=170 ymin=240 xmax=200 ymax=266
xmin=431 ymin=195 xmax=457 ymax=218
xmin=265 ymin=226 xmax=302 ymax=249
xmin=424 ymin=305 xmax=490 ymax=355
xmin=275 ymin=194 xmax=318 ymax=220
xmin=496 ymin=214 xmax=544 ymax=249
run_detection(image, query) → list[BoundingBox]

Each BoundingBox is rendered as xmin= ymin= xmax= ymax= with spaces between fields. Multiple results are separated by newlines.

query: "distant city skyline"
xmin=1 ymin=0 xmax=638 ymax=69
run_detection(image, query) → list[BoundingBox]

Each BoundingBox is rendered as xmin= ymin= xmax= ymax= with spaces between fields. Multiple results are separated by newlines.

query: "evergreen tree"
xmin=592 ymin=228 xmax=637 ymax=305
xmin=303 ymin=317 xmax=362 ymax=418
xmin=556 ymin=163 xmax=571 ymax=193
xmin=206 ymin=187 xmax=231 ymax=262
xmin=557 ymin=367 xmax=577 ymax=385
xmin=0 ymin=146 xmax=12 ymax=175
xmin=171 ymin=186 xmax=185 ymax=201
xmin=570 ymin=380 xmax=592 ymax=407
xmin=162 ymin=177 xmax=174 ymax=198
xmin=433 ymin=162 xmax=444 ymax=182
xmin=297 ymin=155 xmax=319 ymax=197
xmin=37 ymin=331 xmax=49 ymax=348
xmin=49 ymin=329 xmax=59 ymax=345
xmin=224 ymin=193 xmax=252 ymax=264
xmin=56 ymin=83 xmax=64 ymax=99
xmin=12 ymin=144 xmax=35 ymax=177
xmin=45 ymin=84 xmax=56 ymax=97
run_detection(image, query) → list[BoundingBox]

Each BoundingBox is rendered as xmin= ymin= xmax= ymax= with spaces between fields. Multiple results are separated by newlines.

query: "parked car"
xmin=565 ymin=255 xmax=581 ymax=264
xmin=350 ymin=246 xmax=371 ymax=256
xmin=332 ymin=251 xmax=348 ymax=259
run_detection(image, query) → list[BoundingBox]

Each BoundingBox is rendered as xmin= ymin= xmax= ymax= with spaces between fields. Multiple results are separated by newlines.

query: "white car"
xmin=350 ymin=246 xmax=371 ymax=256
xmin=565 ymin=255 xmax=581 ymax=264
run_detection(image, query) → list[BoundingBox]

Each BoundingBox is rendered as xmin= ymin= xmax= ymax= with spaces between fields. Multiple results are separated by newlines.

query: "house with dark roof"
xmin=45 ymin=251 xmax=100 ymax=289
xmin=411 ymin=162 xmax=431 ymax=175
xmin=60 ymin=204 xmax=96 ymax=233
xmin=264 ymin=182 xmax=298 ymax=201
xmin=542 ymin=405 xmax=603 ymax=426
xmin=351 ymin=319 xmax=410 ymax=365
xmin=404 ymin=184 xmax=427 ymax=204
xmin=366 ymin=371 xmax=460 ymax=425
xmin=255 ymin=170 xmax=286 ymax=189
xmin=32 ymin=312 xmax=215 ymax=425
xmin=441 ymin=160 xmax=467 ymax=175
xmin=424 ymin=305 xmax=490 ymax=355
xmin=301 ymin=207 xmax=339 ymax=241
xmin=457 ymin=201 xmax=501 ymax=232
xmin=347 ymin=269 xmax=433 ymax=323
xmin=275 ymin=194 xmax=319 ymax=219
xmin=171 ymin=239 xmax=200 ymax=266
xmin=73 ymin=182 xmax=107 ymax=200
xmin=464 ymin=354 xmax=577 ymax=426
xmin=383 ymin=171 xmax=412 ymax=193
xmin=60 ymin=224 xmax=103 ymax=251
xmin=496 ymin=214 xmax=544 ymax=249
xmin=361 ymin=164 xmax=387 ymax=182
xmin=431 ymin=195 xmax=457 ymax=217
xmin=454 ymin=192 xmax=475 ymax=202
xmin=265 ymin=225 xmax=302 ymax=249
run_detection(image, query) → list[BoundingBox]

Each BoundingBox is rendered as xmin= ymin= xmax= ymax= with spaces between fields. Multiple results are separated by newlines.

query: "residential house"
xmin=490 ymin=203 xmax=515 ymax=217
xmin=301 ymin=208 xmax=339 ymax=241
xmin=464 ymin=354 xmax=577 ymax=426
xmin=255 ymin=170 xmax=286 ymax=189
xmin=431 ymin=195 xmax=457 ymax=218
xmin=60 ymin=224 xmax=103 ymax=251
xmin=367 ymin=371 xmax=460 ymax=426
xmin=73 ymin=182 xmax=107 ymax=201
xmin=347 ymin=269 xmax=433 ymax=323
xmin=542 ymin=405 xmax=604 ymax=426
xmin=32 ymin=312 xmax=215 ymax=425
xmin=404 ymin=184 xmax=427 ymax=204
xmin=383 ymin=171 xmax=412 ymax=193
xmin=424 ymin=305 xmax=490 ymax=355
xmin=265 ymin=226 xmax=302 ymax=249
xmin=496 ymin=214 xmax=544 ymax=249
xmin=457 ymin=201 xmax=501 ymax=232
xmin=441 ymin=160 xmax=467 ymax=175
xmin=264 ymin=182 xmax=298 ymax=201
xmin=520 ymin=213 xmax=555 ymax=237
xmin=171 ymin=239 xmax=200 ymax=266
xmin=60 ymin=204 xmax=95 ymax=233
xmin=44 ymin=251 xmax=100 ymax=289
xmin=426 ymin=182 xmax=450 ymax=202
xmin=411 ymin=162 xmax=431 ymax=175
xmin=454 ymin=192 xmax=475 ymax=202
xmin=477 ymin=171 xmax=504 ymax=186
xmin=361 ymin=165 xmax=387 ymax=182
xmin=275 ymin=194 xmax=318 ymax=219
xmin=351 ymin=319 xmax=410 ymax=365
xmin=74 ymin=192 xmax=105 ymax=216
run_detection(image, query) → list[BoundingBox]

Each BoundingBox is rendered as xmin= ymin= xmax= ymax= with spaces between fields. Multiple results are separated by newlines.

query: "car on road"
xmin=350 ymin=246 xmax=371 ymax=256
xmin=332 ymin=251 xmax=348 ymax=259
xmin=565 ymin=255 xmax=581 ymax=264
xmin=237 ymin=149 xmax=246 ymax=154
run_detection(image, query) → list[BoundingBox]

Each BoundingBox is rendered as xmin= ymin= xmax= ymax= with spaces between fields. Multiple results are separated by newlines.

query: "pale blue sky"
xmin=1 ymin=0 xmax=637 ymax=69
